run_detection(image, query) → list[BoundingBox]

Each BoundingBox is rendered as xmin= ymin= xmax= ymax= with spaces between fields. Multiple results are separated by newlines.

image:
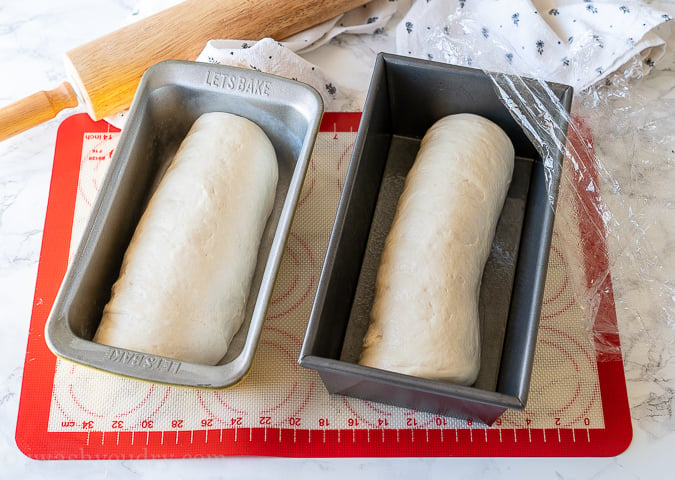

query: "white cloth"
xmin=196 ymin=38 xmax=362 ymax=112
xmin=196 ymin=0 xmax=398 ymax=111
xmin=112 ymin=0 xmax=672 ymax=125
xmin=396 ymin=0 xmax=672 ymax=91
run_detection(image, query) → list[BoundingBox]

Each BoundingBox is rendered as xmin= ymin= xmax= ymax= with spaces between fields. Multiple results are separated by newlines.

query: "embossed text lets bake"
xmin=205 ymin=70 xmax=272 ymax=96
xmin=108 ymin=348 xmax=181 ymax=374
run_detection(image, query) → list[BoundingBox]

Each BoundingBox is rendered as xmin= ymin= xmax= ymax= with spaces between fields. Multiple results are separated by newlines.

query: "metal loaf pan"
xmin=45 ymin=60 xmax=323 ymax=388
xmin=299 ymin=53 xmax=573 ymax=425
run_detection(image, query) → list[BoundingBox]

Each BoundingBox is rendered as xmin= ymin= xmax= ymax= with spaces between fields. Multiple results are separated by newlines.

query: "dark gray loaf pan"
xmin=299 ymin=53 xmax=573 ymax=425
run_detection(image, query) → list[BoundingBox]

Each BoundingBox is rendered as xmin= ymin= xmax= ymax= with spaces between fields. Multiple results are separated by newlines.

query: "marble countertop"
xmin=1 ymin=1 xmax=673 ymax=478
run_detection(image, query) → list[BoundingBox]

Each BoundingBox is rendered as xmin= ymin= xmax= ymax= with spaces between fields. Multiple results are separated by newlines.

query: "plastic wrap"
xmin=412 ymin=7 xmax=675 ymax=360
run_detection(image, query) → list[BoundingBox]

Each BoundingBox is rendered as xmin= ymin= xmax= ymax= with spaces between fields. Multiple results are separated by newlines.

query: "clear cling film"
xmin=414 ymin=6 xmax=675 ymax=359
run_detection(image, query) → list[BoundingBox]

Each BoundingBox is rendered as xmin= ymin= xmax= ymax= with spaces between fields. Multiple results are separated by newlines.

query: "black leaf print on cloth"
xmin=586 ymin=4 xmax=598 ymax=14
xmin=562 ymin=57 xmax=570 ymax=67
xmin=459 ymin=0 xmax=466 ymax=8
xmin=367 ymin=16 xmax=379 ymax=24
xmin=549 ymin=9 xmax=559 ymax=16
xmin=405 ymin=21 xmax=413 ymax=34
xmin=645 ymin=57 xmax=656 ymax=68
xmin=536 ymin=40 xmax=544 ymax=55
xmin=593 ymin=34 xmax=604 ymax=48
xmin=663 ymin=14 xmax=673 ymax=21
xmin=482 ymin=27 xmax=489 ymax=39
xmin=512 ymin=13 xmax=520 ymax=26
xmin=620 ymin=6 xmax=630 ymax=14
xmin=505 ymin=53 xmax=514 ymax=64
xmin=325 ymin=83 xmax=337 ymax=96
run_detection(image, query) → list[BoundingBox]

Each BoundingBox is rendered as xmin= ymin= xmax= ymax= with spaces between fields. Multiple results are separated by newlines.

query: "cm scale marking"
xmin=16 ymin=112 xmax=631 ymax=459
xmin=62 ymin=424 xmax=609 ymax=459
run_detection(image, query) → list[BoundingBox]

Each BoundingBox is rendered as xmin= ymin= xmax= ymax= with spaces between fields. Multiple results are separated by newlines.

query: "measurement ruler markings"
xmin=72 ymin=423 xmax=607 ymax=451
xmin=57 ymin=416 xmax=602 ymax=450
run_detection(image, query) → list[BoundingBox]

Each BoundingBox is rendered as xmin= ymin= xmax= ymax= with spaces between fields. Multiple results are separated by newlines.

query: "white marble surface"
xmin=1 ymin=0 xmax=674 ymax=478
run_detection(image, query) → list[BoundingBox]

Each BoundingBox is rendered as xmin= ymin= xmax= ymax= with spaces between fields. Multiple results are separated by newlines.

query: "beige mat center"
xmin=48 ymin=128 xmax=603 ymax=433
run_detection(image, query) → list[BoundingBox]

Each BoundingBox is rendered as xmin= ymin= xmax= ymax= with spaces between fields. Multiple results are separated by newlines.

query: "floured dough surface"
xmin=93 ymin=112 xmax=278 ymax=365
xmin=358 ymin=113 xmax=514 ymax=385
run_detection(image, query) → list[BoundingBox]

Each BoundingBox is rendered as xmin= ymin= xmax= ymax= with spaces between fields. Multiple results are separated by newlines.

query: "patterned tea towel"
xmin=396 ymin=0 xmax=672 ymax=91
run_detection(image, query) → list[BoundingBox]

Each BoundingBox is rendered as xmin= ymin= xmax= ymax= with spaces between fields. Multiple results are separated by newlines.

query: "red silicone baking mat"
xmin=16 ymin=112 xmax=631 ymax=459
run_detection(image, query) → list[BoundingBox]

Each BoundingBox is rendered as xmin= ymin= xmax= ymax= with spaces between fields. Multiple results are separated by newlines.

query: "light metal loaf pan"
xmin=45 ymin=60 xmax=323 ymax=388
xmin=299 ymin=53 xmax=573 ymax=425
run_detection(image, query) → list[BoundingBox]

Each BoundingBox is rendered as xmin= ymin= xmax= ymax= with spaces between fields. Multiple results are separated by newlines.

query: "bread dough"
xmin=93 ymin=112 xmax=278 ymax=365
xmin=358 ymin=113 xmax=514 ymax=385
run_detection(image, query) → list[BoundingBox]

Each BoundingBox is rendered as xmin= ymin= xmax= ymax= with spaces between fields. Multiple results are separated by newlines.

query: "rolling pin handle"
xmin=0 ymin=82 xmax=79 ymax=142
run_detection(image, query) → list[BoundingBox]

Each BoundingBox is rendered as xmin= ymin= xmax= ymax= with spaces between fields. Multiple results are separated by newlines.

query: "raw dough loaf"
xmin=358 ymin=113 xmax=514 ymax=385
xmin=93 ymin=112 xmax=278 ymax=365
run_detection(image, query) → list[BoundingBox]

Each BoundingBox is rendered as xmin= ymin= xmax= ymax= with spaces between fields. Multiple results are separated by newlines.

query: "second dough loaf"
xmin=93 ymin=112 xmax=278 ymax=365
xmin=358 ymin=113 xmax=514 ymax=385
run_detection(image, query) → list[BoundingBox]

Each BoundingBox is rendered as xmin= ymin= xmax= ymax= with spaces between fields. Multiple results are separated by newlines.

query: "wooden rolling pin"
xmin=0 ymin=0 xmax=366 ymax=141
